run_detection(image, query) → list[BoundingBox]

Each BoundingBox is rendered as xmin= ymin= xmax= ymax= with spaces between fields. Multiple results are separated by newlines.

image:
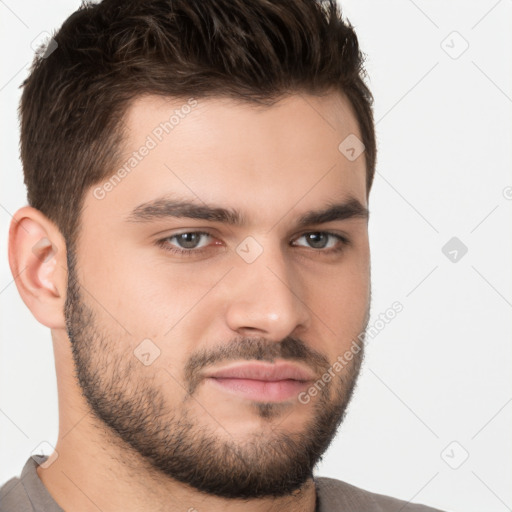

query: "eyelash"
xmin=155 ymin=231 xmax=351 ymax=257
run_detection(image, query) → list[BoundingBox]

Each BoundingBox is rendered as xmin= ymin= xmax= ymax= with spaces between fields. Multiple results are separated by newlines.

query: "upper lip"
xmin=204 ymin=360 xmax=316 ymax=382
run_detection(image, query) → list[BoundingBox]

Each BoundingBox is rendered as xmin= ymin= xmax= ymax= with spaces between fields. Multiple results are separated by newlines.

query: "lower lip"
xmin=207 ymin=377 xmax=310 ymax=402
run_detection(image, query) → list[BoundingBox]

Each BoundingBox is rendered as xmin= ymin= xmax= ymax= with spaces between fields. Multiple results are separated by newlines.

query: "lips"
xmin=204 ymin=360 xmax=316 ymax=402
xmin=206 ymin=361 xmax=316 ymax=381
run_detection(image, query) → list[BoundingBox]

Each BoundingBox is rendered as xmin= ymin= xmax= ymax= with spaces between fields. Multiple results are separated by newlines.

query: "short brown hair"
xmin=20 ymin=0 xmax=376 ymax=249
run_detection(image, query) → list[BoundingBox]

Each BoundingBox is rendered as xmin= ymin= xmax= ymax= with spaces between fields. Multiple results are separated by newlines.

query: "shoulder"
xmin=1 ymin=455 xmax=58 ymax=512
xmin=315 ymin=476 xmax=447 ymax=512
xmin=0 ymin=475 xmax=33 ymax=512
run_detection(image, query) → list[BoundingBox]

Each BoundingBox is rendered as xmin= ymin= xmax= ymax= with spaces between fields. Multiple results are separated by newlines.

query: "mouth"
xmin=203 ymin=360 xmax=316 ymax=402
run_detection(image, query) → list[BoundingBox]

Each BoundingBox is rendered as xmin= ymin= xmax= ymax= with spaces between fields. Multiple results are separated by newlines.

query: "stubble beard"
xmin=64 ymin=248 xmax=367 ymax=499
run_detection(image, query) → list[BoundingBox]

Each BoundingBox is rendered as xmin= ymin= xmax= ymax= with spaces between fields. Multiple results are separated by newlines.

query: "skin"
xmin=9 ymin=91 xmax=371 ymax=512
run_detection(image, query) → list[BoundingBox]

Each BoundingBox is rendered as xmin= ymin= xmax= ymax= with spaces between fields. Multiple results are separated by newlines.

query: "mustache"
xmin=184 ymin=336 xmax=330 ymax=395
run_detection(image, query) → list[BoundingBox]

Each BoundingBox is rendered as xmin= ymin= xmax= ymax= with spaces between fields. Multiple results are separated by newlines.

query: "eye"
xmin=169 ymin=232 xmax=211 ymax=249
xmin=156 ymin=231 xmax=218 ymax=255
xmin=292 ymin=231 xmax=348 ymax=251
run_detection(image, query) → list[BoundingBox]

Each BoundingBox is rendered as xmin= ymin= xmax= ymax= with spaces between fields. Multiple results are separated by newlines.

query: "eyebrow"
xmin=298 ymin=198 xmax=369 ymax=226
xmin=125 ymin=196 xmax=369 ymax=227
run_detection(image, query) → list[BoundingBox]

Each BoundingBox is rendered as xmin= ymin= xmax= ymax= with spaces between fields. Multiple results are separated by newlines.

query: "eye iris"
xmin=177 ymin=233 xmax=202 ymax=249
xmin=307 ymin=232 xmax=328 ymax=248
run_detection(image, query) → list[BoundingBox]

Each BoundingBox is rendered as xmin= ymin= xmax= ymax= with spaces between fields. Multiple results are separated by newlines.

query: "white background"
xmin=1 ymin=1 xmax=511 ymax=511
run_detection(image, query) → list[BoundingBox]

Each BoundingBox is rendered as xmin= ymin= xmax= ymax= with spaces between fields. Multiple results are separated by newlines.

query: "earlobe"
xmin=8 ymin=206 xmax=68 ymax=329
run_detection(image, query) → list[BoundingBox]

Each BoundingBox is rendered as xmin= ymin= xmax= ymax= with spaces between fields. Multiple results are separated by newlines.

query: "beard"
xmin=64 ymin=247 xmax=368 ymax=499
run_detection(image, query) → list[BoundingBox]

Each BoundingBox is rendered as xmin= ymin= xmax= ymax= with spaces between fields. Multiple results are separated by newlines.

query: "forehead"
xmin=85 ymin=92 xmax=367 ymax=228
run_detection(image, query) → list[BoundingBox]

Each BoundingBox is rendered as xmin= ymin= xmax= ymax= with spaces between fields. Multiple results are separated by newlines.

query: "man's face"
xmin=65 ymin=92 xmax=370 ymax=498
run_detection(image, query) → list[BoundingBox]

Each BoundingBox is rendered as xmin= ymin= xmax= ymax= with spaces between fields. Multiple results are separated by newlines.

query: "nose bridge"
xmin=224 ymin=238 xmax=310 ymax=338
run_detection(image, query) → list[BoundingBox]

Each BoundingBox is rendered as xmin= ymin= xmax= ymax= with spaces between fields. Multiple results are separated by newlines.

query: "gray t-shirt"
xmin=0 ymin=455 xmax=445 ymax=511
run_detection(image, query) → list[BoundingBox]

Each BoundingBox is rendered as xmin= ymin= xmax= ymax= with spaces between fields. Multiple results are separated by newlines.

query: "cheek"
xmin=314 ymin=276 xmax=368 ymax=327
xmin=82 ymin=235 xmax=220 ymax=332
xmin=304 ymin=252 xmax=370 ymax=341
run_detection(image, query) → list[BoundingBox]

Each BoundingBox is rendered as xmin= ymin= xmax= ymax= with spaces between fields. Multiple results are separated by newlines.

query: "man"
xmin=0 ymin=0 xmax=445 ymax=511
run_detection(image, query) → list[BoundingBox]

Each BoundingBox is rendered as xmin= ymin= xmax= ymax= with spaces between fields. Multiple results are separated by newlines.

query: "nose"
xmin=224 ymin=245 xmax=311 ymax=340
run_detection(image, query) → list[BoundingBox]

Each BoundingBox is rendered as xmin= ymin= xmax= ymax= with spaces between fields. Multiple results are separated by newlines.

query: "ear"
xmin=8 ymin=206 xmax=68 ymax=329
